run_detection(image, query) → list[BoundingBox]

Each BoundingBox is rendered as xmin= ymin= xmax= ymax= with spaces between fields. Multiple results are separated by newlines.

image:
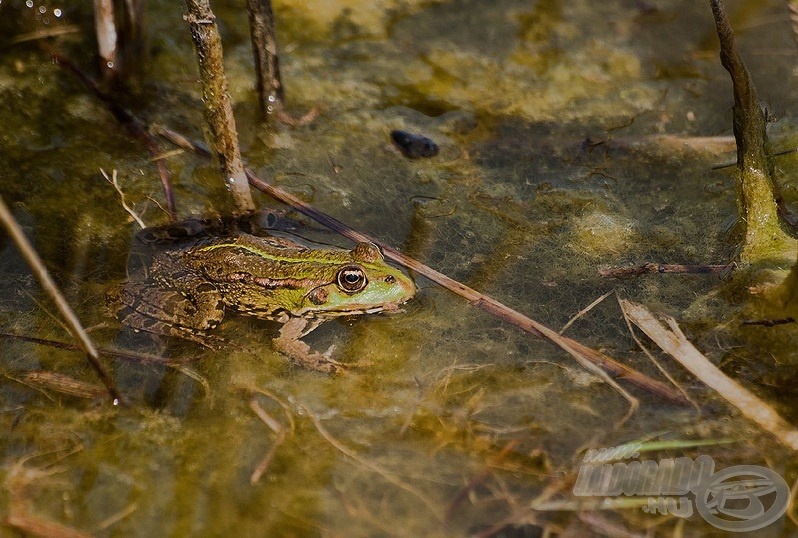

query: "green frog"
xmin=119 ymin=232 xmax=416 ymax=372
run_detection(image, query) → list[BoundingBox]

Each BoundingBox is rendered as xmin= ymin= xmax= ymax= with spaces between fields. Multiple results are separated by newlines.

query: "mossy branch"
xmin=710 ymin=0 xmax=796 ymax=265
xmin=710 ymin=0 xmax=772 ymax=176
xmin=185 ymin=0 xmax=255 ymax=213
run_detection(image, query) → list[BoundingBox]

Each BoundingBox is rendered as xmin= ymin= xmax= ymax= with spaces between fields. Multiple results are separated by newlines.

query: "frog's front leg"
xmin=272 ymin=317 xmax=339 ymax=373
xmin=119 ymin=280 xmax=226 ymax=348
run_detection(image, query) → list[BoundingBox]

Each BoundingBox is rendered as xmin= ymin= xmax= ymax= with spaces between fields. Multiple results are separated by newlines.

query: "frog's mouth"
xmin=302 ymin=300 xmax=409 ymax=318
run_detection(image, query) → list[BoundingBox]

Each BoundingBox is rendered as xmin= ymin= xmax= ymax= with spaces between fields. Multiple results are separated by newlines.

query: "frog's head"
xmin=299 ymin=242 xmax=416 ymax=318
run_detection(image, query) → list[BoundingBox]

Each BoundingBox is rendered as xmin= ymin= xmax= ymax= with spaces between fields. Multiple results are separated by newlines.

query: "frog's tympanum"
xmin=119 ymin=232 xmax=416 ymax=372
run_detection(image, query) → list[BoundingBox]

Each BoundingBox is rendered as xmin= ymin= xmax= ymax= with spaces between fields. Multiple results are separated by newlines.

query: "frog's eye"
xmin=337 ymin=265 xmax=368 ymax=293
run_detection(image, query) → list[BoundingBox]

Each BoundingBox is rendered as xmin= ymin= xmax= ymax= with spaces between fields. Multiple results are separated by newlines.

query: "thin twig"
xmin=249 ymin=398 xmax=284 ymax=434
xmin=23 ymin=289 xmax=76 ymax=341
xmin=6 ymin=26 xmax=81 ymax=46
xmin=275 ymin=105 xmax=322 ymax=127
xmin=559 ymin=290 xmax=614 ymax=335
xmin=5 ymin=512 xmax=93 ymax=538
xmin=0 ymin=332 xmax=204 ymax=365
xmin=475 ymin=475 xmax=569 ymax=538
xmin=101 ymin=168 xmax=146 ymax=229
xmin=18 ymin=371 xmax=107 ymax=399
xmin=298 ymin=401 xmax=445 ymax=521
xmin=249 ymin=398 xmax=287 ymax=484
xmin=740 ymin=317 xmax=795 ymax=327
xmin=445 ymin=439 xmax=520 ymax=522
xmin=4 ymin=373 xmax=55 ymax=402
xmin=149 ymin=149 xmax=185 ymax=162
xmin=245 ymin=386 xmax=296 ymax=433
xmin=91 ymin=502 xmax=138 ymax=533
xmin=151 ymin=124 xmax=210 ymax=155
xmin=250 ymin=429 xmax=286 ymax=484
xmin=0 ymin=196 xmax=123 ymax=404
xmin=173 ymin=365 xmax=210 ymax=399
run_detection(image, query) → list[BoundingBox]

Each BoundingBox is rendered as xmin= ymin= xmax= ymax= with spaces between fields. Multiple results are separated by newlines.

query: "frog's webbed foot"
xmin=272 ymin=317 xmax=341 ymax=373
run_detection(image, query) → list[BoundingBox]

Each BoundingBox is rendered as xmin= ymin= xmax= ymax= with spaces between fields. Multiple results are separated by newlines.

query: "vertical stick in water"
xmin=185 ymin=0 xmax=255 ymax=212
xmin=93 ymin=0 xmax=118 ymax=80
xmin=247 ymin=0 xmax=285 ymax=120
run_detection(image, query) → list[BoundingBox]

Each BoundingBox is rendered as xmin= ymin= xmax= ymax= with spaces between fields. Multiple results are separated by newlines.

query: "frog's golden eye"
xmin=337 ymin=265 xmax=367 ymax=293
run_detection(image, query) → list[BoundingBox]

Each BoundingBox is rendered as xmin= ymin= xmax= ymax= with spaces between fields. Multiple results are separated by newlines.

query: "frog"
xmin=118 ymin=231 xmax=416 ymax=372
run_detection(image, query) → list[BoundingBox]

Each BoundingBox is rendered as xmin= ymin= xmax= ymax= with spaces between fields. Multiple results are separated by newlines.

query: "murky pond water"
xmin=2 ymin=0 xmax=798 ymax=535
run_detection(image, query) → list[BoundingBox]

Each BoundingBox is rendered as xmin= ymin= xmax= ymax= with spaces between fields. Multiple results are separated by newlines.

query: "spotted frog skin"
xmin=119 ymin=232 xmax=416 ymax=372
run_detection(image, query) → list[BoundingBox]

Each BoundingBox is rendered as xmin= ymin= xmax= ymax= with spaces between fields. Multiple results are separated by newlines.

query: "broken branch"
xmin=621 ymin=299 xmax=798 ymax=451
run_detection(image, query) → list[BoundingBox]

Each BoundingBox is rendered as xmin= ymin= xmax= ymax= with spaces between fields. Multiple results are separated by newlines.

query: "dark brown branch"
xmin=245 ymin=0 xmax=321 ymax=126
xmin=152 ymin=124 xmax=211 ymax=156
xmin=709 ymin=0 xmax=795 ymax=264
xmin=710 ymin=0 xmax=772 ymax=176
xmin=246 ymin=0 xmax=284 ymax=119
xmin=184 ymin=0 xmax=255 ymax=213
xmin=740 ymin=317 xmax=795 ymax=327
xmin=0 ymin=196 xmax=124 ymax=405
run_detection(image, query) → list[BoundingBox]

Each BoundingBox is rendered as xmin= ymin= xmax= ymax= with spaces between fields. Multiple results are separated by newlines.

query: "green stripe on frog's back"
xmin=195 ymin=237 xmax=390 ymax=273
xmin=197 ymin=241 xmax=345 ymax=264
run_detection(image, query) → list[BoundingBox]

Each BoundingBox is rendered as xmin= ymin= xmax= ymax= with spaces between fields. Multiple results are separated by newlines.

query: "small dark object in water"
xmin=390 ymin=130 xmax=439 ymax=158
